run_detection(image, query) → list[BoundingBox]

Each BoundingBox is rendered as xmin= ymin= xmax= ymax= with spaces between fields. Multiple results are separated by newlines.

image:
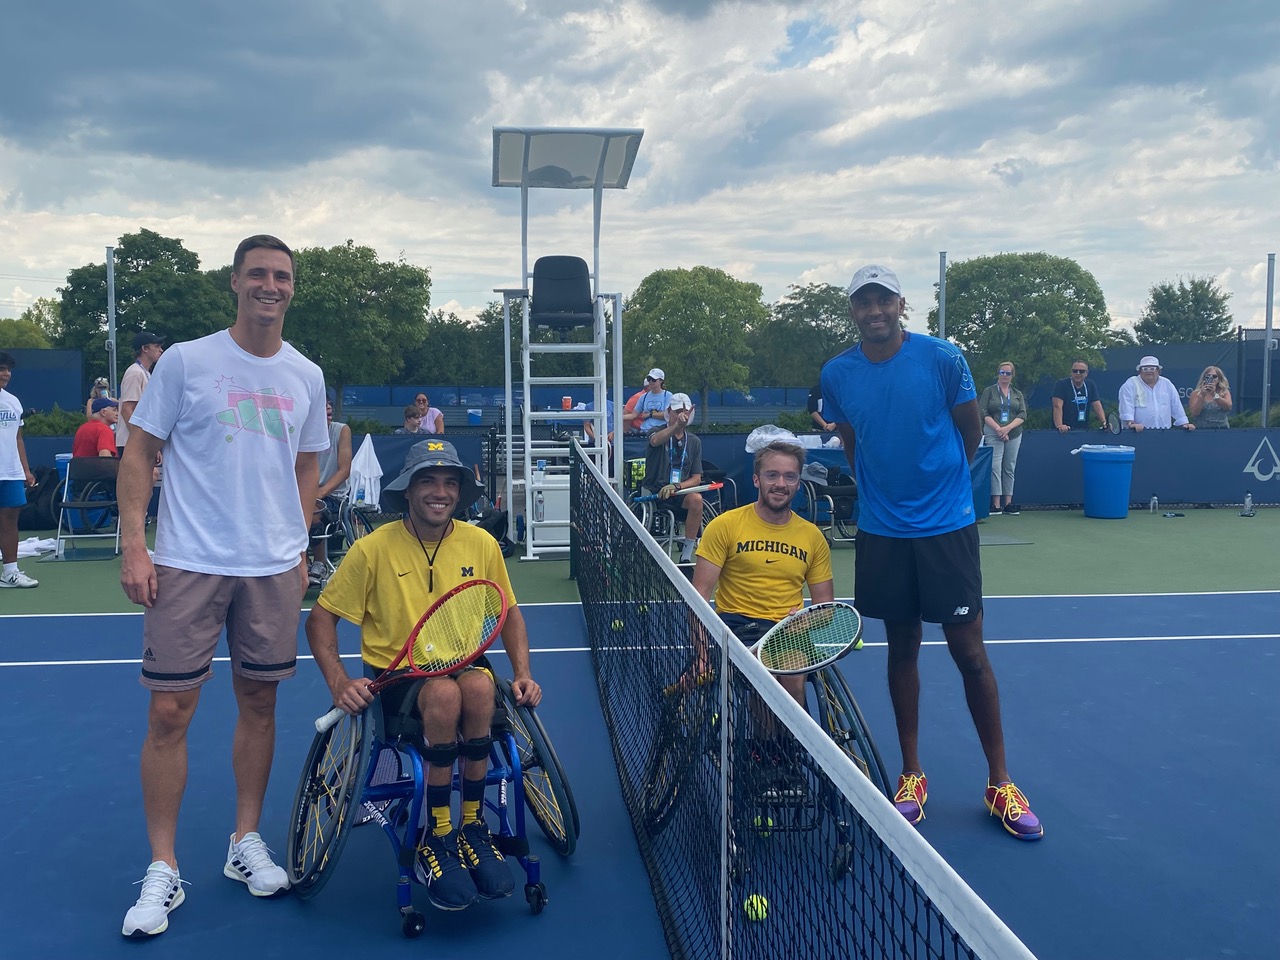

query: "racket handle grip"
xmin=315 ymin=706 xmax=345 ymax=733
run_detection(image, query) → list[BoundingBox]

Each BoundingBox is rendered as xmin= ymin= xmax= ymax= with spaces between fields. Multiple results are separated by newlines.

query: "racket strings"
xmin=758 ymin=607 xmax=862 ymax=672
xmin=409 ymin=585 xmax=505 ymax=672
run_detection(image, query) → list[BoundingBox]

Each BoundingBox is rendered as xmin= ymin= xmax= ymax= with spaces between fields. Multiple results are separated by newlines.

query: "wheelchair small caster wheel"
xmin=401 ymin=910 xmax=426 ymax=938
xmin=525 ymin=882 xmax=547 ymax=915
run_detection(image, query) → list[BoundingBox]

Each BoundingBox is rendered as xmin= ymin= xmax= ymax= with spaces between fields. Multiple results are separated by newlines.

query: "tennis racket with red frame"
xmin=314 ymin=578 xmax=508 ymax=733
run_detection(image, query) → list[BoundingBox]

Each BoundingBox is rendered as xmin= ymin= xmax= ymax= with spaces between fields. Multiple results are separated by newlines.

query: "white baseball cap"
xmin=669 ymin=392 xmax=693 ymax=411
xmin=647 ymin=367 xmax=665 ymax=381
xmin=1137 ymin=355 xmax=1161 ymax=370
xmin=846 ymin=264 xmax=902 ymax=298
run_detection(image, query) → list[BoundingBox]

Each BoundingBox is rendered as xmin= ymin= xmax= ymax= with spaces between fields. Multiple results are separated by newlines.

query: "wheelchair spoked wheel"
xmin=808 ymin=666 xmax=890 ymax=798
xmin=348 ymin=505 xmax=375 ymax=541
xmin=72 ymin=480 xmax=118 ymax=533
xmin=641 ymin=693 xmax=703 ymax=836
xmin=286 ymin=708 xmax=374 ymax=899
xmin=500 ymin=681 xmax=579 ymax=857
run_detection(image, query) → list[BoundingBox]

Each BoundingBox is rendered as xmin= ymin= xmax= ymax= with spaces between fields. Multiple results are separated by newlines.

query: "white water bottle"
xmin=1243 ymin=491 xmax=1254 ymax=516
xmin=356 ymin=484 xmax=365 ymax=505
xmin=1149 ymin=495 xmax=1157 ymax=514
xmin=534 ymin=490 xmax=545 ymax=523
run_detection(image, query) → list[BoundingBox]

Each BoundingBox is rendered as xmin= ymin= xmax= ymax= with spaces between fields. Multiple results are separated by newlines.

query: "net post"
xmin=719 ymin=617 xmax=731 ymax=960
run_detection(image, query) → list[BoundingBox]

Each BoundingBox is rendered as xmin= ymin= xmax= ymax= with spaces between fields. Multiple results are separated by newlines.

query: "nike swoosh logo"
xmin=398 ymin=571 xmax=412 ymax=577
xmin=765 ymin=559 xmax=778 ymax=564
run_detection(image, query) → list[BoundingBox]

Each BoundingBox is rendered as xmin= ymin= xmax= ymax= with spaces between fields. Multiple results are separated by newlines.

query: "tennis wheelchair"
xmin=641 ymin=653 xmax=889 ymax=885
xmin=624 ymin=459 xmax=724 ymax=563
xmin=307 ymin=494 xmax=377 ymax=587
xmin=286 ymin=674 xmax=579 ymax=937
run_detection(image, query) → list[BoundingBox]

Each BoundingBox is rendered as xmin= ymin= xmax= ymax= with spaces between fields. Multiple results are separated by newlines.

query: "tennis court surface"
xmin=1 ymin=536 xmax=1277 ymax=957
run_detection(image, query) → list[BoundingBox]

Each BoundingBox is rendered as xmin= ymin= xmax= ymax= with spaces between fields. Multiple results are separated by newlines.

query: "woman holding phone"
xmin=1187 ymin=366 xmax=1231 ymax=429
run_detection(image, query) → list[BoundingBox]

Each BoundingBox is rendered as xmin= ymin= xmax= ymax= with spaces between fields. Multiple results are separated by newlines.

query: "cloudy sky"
xmin=1 ymin=0 xmax=1277 ymax=333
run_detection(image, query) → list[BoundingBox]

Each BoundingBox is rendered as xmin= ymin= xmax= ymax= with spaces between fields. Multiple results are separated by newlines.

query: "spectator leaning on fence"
xmin=1118 ymin=356 xmax=1193 ymax=432
xmin=1187 ymin=366 xmax=1231 ymax=430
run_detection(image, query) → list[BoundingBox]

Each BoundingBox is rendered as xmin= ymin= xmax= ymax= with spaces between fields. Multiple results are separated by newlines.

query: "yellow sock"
xmin=431 ymin=806 xmax=452 ymax=837
xmin=461 ymin=799 xmax=482 ymax=824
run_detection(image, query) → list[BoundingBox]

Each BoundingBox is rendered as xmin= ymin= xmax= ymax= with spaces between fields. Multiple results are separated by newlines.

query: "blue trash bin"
xmin=1080 ymin=445 xmax=1136 ymax=519
xmin=467 ymin=409 xmax=483 ymax=426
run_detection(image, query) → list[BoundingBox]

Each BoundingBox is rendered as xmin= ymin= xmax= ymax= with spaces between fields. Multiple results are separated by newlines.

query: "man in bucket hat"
xmin=305 ymin=439 xmax=541 ymax=912
xmin=1119 ymin=355 xmax=1194 ymax=431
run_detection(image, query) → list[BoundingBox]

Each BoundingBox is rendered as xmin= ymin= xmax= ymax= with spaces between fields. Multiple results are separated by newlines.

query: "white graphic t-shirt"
xmin=131 ymin=330 xmax=329 ymax=576
xmin=0 ymin=389 xmax=25 ymax=480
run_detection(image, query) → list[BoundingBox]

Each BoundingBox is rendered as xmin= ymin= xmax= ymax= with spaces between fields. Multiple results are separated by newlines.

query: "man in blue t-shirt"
xmin=820 ymin=264 xmax=1042 ymax=842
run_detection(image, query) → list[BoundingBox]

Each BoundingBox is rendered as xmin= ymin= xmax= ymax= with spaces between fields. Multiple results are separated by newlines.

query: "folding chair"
xmin=53 ymin=457 xmax=120 ymax=559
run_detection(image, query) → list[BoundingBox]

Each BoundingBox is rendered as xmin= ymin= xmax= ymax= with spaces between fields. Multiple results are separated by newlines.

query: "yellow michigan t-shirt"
xmin=317 ymin=520 xmax=516 ymax=670
xmin=695 ymin=504 xmax=832 ymax=622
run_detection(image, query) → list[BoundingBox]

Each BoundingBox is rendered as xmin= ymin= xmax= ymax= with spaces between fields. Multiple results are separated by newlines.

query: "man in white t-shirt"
xmin=118 ymin=236 xmax=329 ymax=938
xmin=117 ymin=330 xmax=165 ymax=456
xmin=0 ymin=351 xmax=39 ymax=588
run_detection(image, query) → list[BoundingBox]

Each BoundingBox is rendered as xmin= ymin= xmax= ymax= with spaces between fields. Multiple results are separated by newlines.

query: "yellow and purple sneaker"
xmin=984 ymin=781 xmax=1043 ymax=840
xmin=893 ymin=772 xmax=927 ymax=825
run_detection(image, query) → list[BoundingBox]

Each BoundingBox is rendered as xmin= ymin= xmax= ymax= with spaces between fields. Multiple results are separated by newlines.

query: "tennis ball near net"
xmin=753 ymin=815 xmax=773 ymax=837
xmin=743 ymin=894 xmax=768 ymax=921
xmin=610 ymin=619 xmax=625 ymax=631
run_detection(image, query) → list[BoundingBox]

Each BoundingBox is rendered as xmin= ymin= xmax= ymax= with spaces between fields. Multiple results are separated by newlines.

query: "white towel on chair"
xmin=349 ymin=433 xmax=383 ymax=506
xmin=17 ymin=537 xmax=57 ymax=559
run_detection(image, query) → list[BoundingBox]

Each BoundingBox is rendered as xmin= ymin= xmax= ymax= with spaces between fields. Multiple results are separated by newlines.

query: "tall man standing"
xmin=118 ymin=236 xmax=330 ymax=936
xmin=820 ymin=264 xmax=1042 ymax=841
xmin=117 ymin=330 xmax=165 ymax=457
xmin=1050 ymin=360 xmax=1107 ymax=432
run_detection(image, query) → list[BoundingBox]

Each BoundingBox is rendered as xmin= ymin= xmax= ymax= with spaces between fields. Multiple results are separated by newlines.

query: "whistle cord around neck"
xmin=409 ymin=514 xmax=452 ymax=593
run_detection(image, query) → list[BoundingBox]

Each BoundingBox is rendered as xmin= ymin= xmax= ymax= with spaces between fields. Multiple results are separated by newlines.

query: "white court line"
xmin=2 ymin=588 xmax=1279 ymax=622
xmin=2 ymin=634 xmax=1276 ymax=668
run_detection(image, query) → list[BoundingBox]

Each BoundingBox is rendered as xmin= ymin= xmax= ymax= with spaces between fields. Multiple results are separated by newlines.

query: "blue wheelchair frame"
xmin=288 ymin=676 xmax=577 ymax=937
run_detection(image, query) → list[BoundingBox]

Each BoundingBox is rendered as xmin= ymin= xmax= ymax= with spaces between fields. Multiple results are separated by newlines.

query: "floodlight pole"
xmin=106 ymin=246 xmax=118 ymax=397
xmin=937 ymin=251 xmax=947 ymax=340
xmin=1264 ymin=253 xmax=1275 ymax=429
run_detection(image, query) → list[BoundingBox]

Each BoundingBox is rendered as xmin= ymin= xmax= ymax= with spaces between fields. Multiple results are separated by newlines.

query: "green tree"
xmin=285 ymin=241 xmax=432 ymax=416
xmin=403 ymin=308 xmax=499 ymax=385
xmin=1134 ymin=276 xmax=1233 ymax=344
xmin=928 ymin=252 xmax=1112 ymax=395
xmin=18 ymin=297 xmax=62 ymax=341
xmin=624 ymin=266 xmax=762 ymax=425
xmin=58 ymin=229 xmax=234 ymax=378
xmin=750 ymin=282 xmax=854 ymax=385
xmin=0 ymin=318 xmax=51 ymax=348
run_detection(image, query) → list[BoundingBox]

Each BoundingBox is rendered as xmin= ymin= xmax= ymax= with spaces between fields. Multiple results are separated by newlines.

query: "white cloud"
xmin=0 ymin=0 xmax=1276 ymax=336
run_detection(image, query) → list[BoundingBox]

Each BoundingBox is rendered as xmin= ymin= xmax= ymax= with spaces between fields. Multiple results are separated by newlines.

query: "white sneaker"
xmin=122 ymin=861 xmax=185 ymax=937
xmin=224 ymin=832 xmax=290 ymax=897
xmin=0 ymin=569 xmax=38 ymax=588
xmin=307 ymin=561 xmax=326 ymax=586
xmin=679 ymin=540 xmax=697 ymax=564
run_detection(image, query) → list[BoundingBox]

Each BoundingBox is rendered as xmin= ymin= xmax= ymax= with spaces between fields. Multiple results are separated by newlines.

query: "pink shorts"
xmin=140 ymin=565 xmax=302 ymax=691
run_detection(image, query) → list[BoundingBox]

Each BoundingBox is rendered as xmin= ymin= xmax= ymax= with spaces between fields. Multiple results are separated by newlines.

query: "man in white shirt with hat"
xmin=625 ymin=368 xmax=673 ymax=434
xmin=1118 ymin=355 xmax=1194 ymax=431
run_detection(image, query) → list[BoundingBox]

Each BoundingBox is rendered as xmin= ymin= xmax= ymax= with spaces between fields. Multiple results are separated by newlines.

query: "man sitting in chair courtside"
xmin=305 ymin=440 xmax=541 ymax=911
xmin=641 ymin=392 xmax=704 ymax=563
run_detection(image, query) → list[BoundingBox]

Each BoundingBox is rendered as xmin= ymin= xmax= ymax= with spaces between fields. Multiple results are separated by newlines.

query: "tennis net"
xmin=569 ymin=443 xmax=1037 ymax=960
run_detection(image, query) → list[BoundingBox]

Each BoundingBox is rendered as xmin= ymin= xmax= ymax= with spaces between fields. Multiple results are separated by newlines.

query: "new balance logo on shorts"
xmin=952 ymin=606 xmax=970 ymax=616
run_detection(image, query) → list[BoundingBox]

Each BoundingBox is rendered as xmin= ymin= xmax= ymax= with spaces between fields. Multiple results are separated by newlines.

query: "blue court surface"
xmin=1 ymin=593 xmax=1277 ymax=959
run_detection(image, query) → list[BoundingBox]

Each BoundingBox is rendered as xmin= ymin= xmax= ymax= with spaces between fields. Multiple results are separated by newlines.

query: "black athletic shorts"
xmin=363 ymin=657 xmax=495 ymax=741
xmin=853 ymin=525 xmax=982 ymax=624
xmin=719 ymin=612 xmax=776 ymax=646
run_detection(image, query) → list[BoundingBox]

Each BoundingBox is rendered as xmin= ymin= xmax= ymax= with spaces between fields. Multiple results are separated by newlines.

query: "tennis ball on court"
xmin=637 ymin=603 xmax=650 ymax=615
xmin=754 ymin=815 xmax=773 ymax=837
xmin=611 ymin=619 xmax=625 ymax=631
xmin=743 ymin=894 xmax=768 ymax=921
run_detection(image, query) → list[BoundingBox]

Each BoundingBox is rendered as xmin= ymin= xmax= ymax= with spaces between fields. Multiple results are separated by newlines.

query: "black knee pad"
xmin=422 ymin=741 xmax=459 ymax=768
xmin=458 ymin=735 xmax=492 ymax=761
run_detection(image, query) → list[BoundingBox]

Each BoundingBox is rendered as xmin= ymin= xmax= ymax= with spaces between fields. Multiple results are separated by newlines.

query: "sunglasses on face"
xmin=997 ymin=371 xmax=1013 ymax=376
xmin=1071 ymin=368 xmax=1087 ymax=374
xmin=1140 ymin=366 xmax=1159 ymax=371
